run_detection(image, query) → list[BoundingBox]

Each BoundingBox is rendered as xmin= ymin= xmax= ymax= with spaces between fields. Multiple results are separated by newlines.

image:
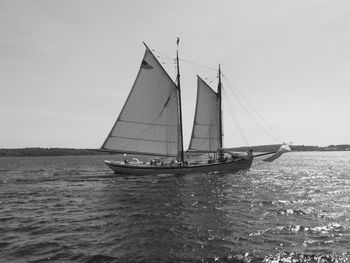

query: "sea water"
xmin=0 ymin=152 xmax=349 ymax=262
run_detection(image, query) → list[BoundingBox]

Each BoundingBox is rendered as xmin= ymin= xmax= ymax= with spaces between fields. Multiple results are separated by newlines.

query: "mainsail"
xmin=188 ymin=76 xmax=221 ymax=153
xmin=101 ymin=46 xmax=180 ymax=157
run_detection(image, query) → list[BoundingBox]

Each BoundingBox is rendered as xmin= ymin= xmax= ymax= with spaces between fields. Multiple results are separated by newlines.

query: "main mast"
xmin=176 ymin=38 xmax=184 ymax=163
xmin=218 ymin=65 xmax=224 ymax=161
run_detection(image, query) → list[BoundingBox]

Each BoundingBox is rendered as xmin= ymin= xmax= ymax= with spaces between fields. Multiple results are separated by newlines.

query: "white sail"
xmin=188 ymin=76 xmax=221 ymax=153
xmin=101 ymin=47 xmax=180 ymax=157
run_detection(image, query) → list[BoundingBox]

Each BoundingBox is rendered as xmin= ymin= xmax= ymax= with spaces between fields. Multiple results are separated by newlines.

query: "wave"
xmin=184 ymin=251 xmax=350 ymax=263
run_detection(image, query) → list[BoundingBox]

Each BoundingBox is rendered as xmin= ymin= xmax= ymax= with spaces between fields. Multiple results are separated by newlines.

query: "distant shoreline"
xmin=1 ymin=144 xmax=349 ymax=158
xmin=228 ymin=144 xmax=350 ymax=153
xmin=0 ymin=148 xmax=114 ymax=158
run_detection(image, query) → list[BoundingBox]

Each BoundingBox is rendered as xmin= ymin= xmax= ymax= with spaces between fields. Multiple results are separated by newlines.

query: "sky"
xmin=1 ymin=0 xmax=350 ymax=149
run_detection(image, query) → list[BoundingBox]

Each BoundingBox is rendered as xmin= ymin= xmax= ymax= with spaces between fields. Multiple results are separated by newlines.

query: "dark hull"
xmin=104 ymin=158 xmax=253 ymax=175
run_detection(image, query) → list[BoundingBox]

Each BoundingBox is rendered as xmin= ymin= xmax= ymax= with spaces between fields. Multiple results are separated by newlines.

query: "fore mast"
xmin=218 ymin=65 xmax=224 ymax=162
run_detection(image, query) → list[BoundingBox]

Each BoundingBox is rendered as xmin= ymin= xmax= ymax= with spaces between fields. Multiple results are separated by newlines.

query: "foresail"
xmin=101 ymin=47 xmax=179 ymax=157
xmin=188 ymin=76 xmax=221 ymax=153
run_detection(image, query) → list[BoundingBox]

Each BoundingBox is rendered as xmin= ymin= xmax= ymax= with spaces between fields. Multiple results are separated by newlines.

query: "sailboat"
xmin=101 ymin=42 xmax=289 ymax=175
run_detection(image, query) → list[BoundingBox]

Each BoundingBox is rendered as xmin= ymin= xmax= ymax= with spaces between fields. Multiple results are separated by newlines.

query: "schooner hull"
xmin=104 ymin=158 xmax=253 ymax=175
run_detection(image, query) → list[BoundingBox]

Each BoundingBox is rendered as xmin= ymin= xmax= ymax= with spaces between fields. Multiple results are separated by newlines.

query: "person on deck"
xmin=247 ymin=149 xmax=253 ymax=158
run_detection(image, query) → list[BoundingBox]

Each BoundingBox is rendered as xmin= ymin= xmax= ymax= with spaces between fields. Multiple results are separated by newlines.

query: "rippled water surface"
xmin=0 ymin=152 xmax=350 ymax=262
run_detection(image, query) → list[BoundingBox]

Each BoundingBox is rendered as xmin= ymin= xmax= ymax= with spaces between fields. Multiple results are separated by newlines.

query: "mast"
xmin=218 ymin=65 xmax=224 ymax=161
xmin=176 ymin=38 xmax=184 ymax=163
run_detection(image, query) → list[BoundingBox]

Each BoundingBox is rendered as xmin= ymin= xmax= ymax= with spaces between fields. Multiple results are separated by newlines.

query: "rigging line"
xmin=226 ymin=101 xmax=249 ymax=146
xmin=152 ymin=49 xmax=178 ymax=73
xmin=153 ymin=55 xmax=176 ymax=69
xmin=222 ymin=74 xmax=283 ymax=143
xmin=155 ymin=55 xmax=174 ymax=63
xmin=222 ymin=79 xmax=282 ymax=143
xmin=222 ymin=88 xmax=249 ymax=146
xmin=223 ymin=74 xmax=283 ymax=142
xmin=179 ymin=58 xmax=217 ymax=71
xmin=203 ymin=76 xmax=217 ymax=85
xmin=152 ymin=49 xmax=174 ymax=59
xmin=222 ymin=88 xmax=247 ymax=143
xmin=152 ymin=48 xmax=217 ymax=71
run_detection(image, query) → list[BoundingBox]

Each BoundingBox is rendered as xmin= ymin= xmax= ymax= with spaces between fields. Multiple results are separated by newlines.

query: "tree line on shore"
xmin=231 ymin=144 xmax=350 ymax=152
xmin=0 ymin=144 xmax=349 ymax=157
xmin=0 ymin=148 xmax=114 ymax=157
